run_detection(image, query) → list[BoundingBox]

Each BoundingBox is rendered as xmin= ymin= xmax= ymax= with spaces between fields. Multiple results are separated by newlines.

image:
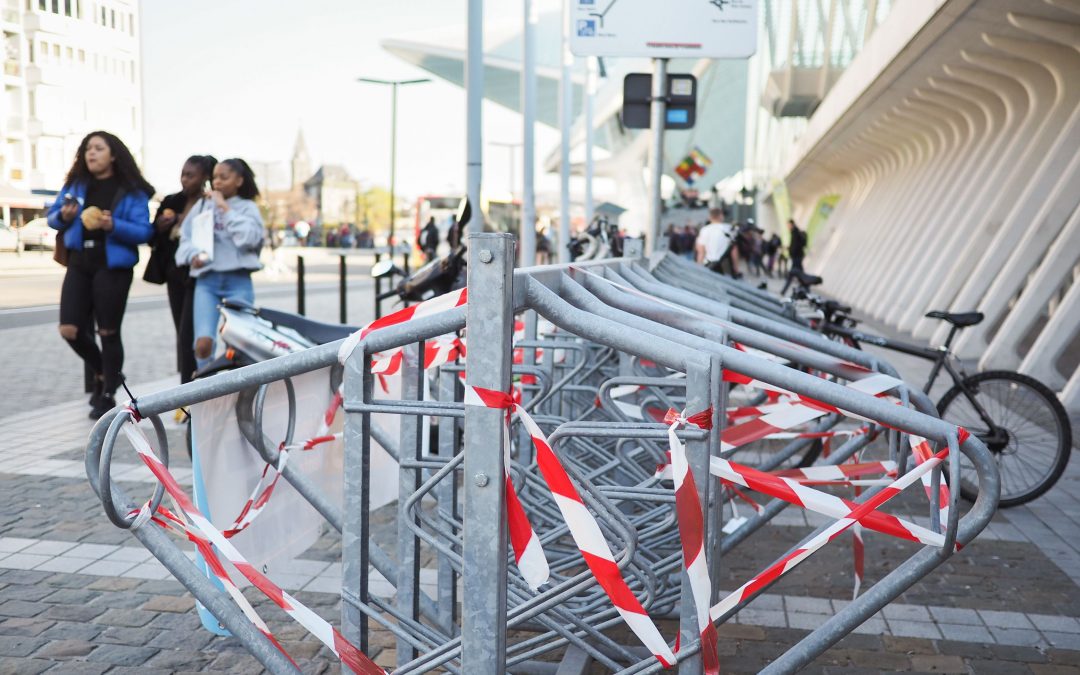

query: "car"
xmin=17 ymin=217 xmax=55 ymax=250
xmin=0 ymin=224 xmax=20 ymax=252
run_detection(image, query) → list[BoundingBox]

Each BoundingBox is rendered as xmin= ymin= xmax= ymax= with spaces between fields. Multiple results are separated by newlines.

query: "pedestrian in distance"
xmin=144 ymin=155 xmax=217 ymax=384
xmin=536 ymin=228 xmax=552 ymax=265
xmin=781 ymin=218 xmax=809 ymax=294
xmin=787 ymin=218 xmax=807 ymax=274
xmin=421 ymin=216 xmax=440 ymax=262
xmin=48 ymin=131 xmax=155 ymax=419
xmin=175 ymin=158 xmax=266 ymax=369
xmin=695 ymin=207 xmax=740 ymax=278
xmin=764 ymin=232 xmax=781 ymax=277
xmin=678 ymin=224 xmax=697 ymax=261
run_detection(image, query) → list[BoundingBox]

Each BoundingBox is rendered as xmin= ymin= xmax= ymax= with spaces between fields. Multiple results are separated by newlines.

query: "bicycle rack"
xmin=86 ymin=233 xmax=999 ymax=674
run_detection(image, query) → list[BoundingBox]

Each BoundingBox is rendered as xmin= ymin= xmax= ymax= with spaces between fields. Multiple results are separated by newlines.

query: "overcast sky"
xmin=140 ymin=0 xmax=560 ymax=199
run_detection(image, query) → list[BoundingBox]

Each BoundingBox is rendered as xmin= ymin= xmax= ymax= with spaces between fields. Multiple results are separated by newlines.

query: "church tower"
xmin=291 ymin=129 xmax=312 ymax=190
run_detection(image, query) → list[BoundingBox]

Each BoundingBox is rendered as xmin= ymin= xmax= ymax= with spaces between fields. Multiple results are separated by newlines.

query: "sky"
xmin=140 ymin=0 xmax=560 ymax=200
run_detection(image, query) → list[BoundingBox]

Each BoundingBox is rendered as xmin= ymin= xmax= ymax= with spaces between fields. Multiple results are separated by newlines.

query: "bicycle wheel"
xmin=936 ymin=370 xmax=1072 ymax=507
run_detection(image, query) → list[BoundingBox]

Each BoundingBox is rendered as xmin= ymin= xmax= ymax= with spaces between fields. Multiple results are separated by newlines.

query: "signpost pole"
xmin=584 ymin=57 xmax=596 ymax=228
xmin=646 ymin=57 xmax=668 ymax=254
xmin=466 ymin=0 xmax=483 ymax=234
xmin=558 ymin=0 xmax=573 ymax=263
xmin=521 ymin=0 xmax=538 ymax=267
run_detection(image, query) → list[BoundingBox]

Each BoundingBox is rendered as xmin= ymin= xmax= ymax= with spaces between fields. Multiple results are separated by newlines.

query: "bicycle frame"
xmin=824 ymin=322 xmax=1007 ymax=447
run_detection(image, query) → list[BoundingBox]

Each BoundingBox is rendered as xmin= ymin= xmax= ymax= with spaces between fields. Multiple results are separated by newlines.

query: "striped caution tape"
xmin=121 ymin=412 xmax=386 ymax=675
xmin=709 ymin=436 xmax=964 ymax=623
xmin=665 ymin=407 xmax=720 ymax=674
xmin=909 ymin=434 xmax=951 ymax=531
xmin=465 ymin=384 xmax=678 ymax=668
xmin=655 ymin=453 xmax=945 ymax=548
xmin=338 ymin=287 xmax=468 ymax=365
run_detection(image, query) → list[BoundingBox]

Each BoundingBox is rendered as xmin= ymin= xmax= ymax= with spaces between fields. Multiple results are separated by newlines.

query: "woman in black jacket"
xmin=145 ymin=155 xmax=217 ymax=383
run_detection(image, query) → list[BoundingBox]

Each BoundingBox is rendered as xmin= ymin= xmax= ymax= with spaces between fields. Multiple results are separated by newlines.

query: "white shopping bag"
xmin=190 ymin=206 xmax=215 ymax=262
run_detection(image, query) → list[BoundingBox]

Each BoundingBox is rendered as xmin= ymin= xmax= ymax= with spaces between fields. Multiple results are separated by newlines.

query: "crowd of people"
xmin=48 ymin=130 xmax=265 ymax=419
xmin=668 ymin=207 xmax=806 ymax=281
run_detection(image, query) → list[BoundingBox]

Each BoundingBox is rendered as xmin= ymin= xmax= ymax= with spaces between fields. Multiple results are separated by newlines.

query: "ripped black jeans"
xmin=59 ymin=247 xmax=134 ymax=397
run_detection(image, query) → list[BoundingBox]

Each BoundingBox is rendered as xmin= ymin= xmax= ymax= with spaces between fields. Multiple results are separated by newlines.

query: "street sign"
xmin=569 ymin=0 xmax=758 ymax=59
xmin=622 ymin=73 xmax=697 ymax=129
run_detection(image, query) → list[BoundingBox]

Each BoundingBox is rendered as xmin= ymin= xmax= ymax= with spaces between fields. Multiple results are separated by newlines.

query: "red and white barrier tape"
xmin=655 ymin=453 xmax=944 ymax=548
xmin=665 ymin=408 xmax=720 ymax=673
xmin=371 ymin=335 xmax=466 ymax=376
xmin=718 ymin=373 xmax=901 ymax=454
xmin=121 ymin=413 xmax=385 ymax=675
xmin=909 ymin=434 xmax=951 ymax=530
xmin=465 ymin=384 xmax=678 ymax=667
xmin=709 ymin=435 xmax=964 ymax=622
xmin=338 ymin=287 xmax=468 ymax=365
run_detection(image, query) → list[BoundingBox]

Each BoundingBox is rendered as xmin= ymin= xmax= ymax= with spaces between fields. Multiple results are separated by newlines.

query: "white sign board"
xmin=569 ymin=0 xmax=758 ymax=59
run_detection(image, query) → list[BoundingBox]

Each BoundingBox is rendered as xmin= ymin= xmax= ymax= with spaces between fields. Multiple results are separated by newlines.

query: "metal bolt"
xmin=478 ymin=249 xmax=493 ymax=263
xmin=474 ymin=472 xmax=489 ymax=487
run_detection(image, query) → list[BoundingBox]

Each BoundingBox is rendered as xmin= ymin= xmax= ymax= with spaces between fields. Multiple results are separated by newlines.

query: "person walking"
xmin=421 ymin=216 xmax=440 ymax=261
xmin=764 ymin=232 xmax=781 ymax=277
xmin=144 ymin=155 xmax=216 ymax=384
xmin=695 ymin=208 xmax=740 ymax=277
xmin=781 ymin=218 xmax=809 ymax=293
xmin=787 ymin=218 xmax=807 ymax=274
xmin=175 ymin=158 xmax=265 ymax=369
xmin=48 ymin=131 xmax=155 ymax=419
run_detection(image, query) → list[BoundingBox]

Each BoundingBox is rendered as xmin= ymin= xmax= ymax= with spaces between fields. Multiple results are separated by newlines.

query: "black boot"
xmin=89 ymin=393 xmax=116 ymax=420
xmin=89 ymin=377 xmax=104 ymax=408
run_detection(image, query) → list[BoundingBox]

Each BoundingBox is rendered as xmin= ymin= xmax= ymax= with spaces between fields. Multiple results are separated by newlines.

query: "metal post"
xmin=647 ymin=57 xmax=669 ymax=254
xmin=395 ymin=342 xmax=423 ymax=665
xmin=389 ymin=83 xmax=397 ymax=248
xmin=558 ymin=0 xmax=573 ymax=263
xmin=521 ymin=0 xmax=538 ymax=267
xmin=373 ymin=251 xmax=382 ymax=320
xmin=585 ymin=57 xmax=596 ymax=228
xmin=296 ymin=255 xmax=306 ymax=316
xmin=466 ymin=0 xmax=484 ymax=234
xmin=339 ymin=254 xmax=347 ymax=324
xmin=436 ymin=367 xmax=459 ymax=633
xmin=342 ymin=344 xmax=374 ymax=652
xmin=461 ymin=232 xmax=514 ymax=671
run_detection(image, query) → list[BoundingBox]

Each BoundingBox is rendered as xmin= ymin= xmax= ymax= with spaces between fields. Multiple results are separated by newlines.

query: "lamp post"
xmin=357 ymin=77 xmax=431 ymax=248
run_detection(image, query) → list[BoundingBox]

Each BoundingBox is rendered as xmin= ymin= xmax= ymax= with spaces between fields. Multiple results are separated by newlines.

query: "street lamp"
xmin=356 ymin=76 xmax=431 ymax=248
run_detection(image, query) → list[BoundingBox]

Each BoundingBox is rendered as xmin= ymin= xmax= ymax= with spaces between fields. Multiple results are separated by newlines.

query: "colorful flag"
xmin=674 ymin=147 xmax=713 ymax=185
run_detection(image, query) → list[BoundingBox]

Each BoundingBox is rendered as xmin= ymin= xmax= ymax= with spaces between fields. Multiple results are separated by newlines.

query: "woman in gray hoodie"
xmin=175 ymin=158 xmax=265 ymax=368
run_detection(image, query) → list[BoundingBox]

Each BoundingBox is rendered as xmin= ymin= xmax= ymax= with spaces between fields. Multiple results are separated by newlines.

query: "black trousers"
xmin=60 ymin=248 xmax=133 ymax=396
xmin=165 ymin=265 xmax=196 ymax=383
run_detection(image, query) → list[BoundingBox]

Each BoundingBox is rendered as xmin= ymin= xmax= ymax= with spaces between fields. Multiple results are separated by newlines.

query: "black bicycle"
xmin=811 ymin=298 xmax=1072 ymax=507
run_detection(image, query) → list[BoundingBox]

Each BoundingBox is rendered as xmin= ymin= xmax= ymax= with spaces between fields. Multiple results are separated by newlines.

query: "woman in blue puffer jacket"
xmin=47 ymin=130 xmax=154 ymax=419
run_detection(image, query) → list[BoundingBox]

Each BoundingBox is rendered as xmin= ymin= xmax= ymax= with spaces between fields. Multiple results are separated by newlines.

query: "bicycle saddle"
xmin=924 ymin=310 xmax=984 ymax=327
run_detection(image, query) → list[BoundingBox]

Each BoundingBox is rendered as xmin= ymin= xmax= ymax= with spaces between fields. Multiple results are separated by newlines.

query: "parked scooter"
xmin=371 ymin=198 xmax=470 ymax=316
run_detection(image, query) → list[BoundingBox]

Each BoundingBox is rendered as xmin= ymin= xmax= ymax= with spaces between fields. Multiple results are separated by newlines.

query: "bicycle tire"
xmin=936 ymin=370 xmax=1071 ymax=507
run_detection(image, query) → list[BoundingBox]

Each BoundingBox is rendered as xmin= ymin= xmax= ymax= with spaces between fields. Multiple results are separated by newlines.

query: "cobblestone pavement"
xmin=0 ymin=270 xmax=1078 ymax=672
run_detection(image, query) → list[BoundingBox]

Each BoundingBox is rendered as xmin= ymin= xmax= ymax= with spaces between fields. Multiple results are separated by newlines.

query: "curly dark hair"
xmin=64 ymin=131 xmax=155 ymax=196
xmin=220 ymin=158 xmax=259 ymax=200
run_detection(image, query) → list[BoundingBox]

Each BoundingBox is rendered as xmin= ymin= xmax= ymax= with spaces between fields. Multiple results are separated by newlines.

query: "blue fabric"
xmin=46 ymin=181 xmax=152 ymax=269
xmin=193 ymin=270 xmax=254 ymax=367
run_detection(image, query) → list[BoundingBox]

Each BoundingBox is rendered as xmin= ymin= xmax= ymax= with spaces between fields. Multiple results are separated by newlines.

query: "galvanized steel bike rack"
xmin=86 ymin=232 xmax=999 ymax=674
